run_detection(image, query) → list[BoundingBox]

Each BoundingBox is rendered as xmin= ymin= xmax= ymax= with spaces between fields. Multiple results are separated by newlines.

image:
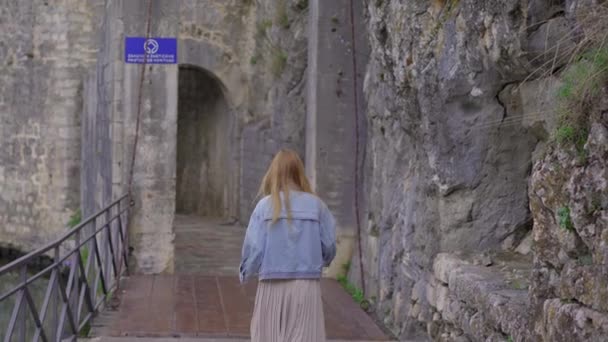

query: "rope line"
xmin=349 ymin=0 xmax=366 ymax=294
xmin=127 ymin=0 xmax=154 ymax=198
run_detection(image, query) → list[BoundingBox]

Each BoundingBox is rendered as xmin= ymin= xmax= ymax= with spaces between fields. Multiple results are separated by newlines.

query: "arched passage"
xmin=176 ymin=65 xmax=230 ymax=217
xmin=173 ymin=61 xmax=242 ymax=275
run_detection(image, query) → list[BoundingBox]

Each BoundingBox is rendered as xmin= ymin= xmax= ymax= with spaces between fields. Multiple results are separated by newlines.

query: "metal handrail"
xmin=0 ymin=196 xmax=128 ymax=274
xmin=0 ymin=194 xmax=132 ymax=342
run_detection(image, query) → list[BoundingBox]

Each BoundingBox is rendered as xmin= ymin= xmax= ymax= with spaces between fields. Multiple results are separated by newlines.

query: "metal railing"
xmin=0 ymin=194 xmax=132 ymax=342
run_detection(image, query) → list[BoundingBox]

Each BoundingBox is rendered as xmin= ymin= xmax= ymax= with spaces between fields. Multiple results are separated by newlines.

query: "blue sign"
xmin=125 ymin=37 xmax=177 ymax=64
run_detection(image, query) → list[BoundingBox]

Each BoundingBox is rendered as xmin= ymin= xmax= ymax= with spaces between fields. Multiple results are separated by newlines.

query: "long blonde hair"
xmin=257 ymin=149 xmax=314 ymax=223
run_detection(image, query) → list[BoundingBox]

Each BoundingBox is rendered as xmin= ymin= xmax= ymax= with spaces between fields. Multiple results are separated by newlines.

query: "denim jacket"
xmin=239 ymin=191 xmax=336 ymax=284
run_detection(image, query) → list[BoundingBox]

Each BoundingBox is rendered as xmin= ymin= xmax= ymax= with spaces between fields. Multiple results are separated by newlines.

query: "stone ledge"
xmin=558 ymin=262 xmax=608 ymax=313
xmin=540 ymin=298 xmax=608 ymax=341
xmin=425 ymin=252 xmax=533 ymax=341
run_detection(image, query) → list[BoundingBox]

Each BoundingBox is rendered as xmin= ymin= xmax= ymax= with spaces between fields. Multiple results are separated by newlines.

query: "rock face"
xmin=239 ymin=0 xmax=310 ymax=220
xmin=529 ymin=118 xmax=608 ymax=340
xmin=361 ymin=0 xmax=608 ymax=340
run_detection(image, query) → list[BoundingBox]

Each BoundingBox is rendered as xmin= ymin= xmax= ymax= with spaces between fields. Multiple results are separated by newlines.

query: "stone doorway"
xmin=176 ymin=65 xmax=230 ymax=217
xmin=174 ymin=66 xmax=241 ymax=275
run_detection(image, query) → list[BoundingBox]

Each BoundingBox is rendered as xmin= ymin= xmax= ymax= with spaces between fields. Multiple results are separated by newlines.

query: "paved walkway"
xmin=88 ymin=339 xmax=389 ymax=342
xmin=173 ymin=215 xmax=243 ymax=275
xmin=91 ymin=215 xmax=390 ymax=340
xmin=92 ymin=275 xmax=388 ymax=340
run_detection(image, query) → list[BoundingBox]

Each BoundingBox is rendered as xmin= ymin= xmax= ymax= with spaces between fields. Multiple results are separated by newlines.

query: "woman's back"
xmin=240 ymin=190 xmax=336 ymax=282
xmin=239 ymin=149 xmax=335 ymax=342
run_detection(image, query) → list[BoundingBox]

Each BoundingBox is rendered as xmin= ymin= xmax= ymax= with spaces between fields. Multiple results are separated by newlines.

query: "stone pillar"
xmin=122 ymin=0 xmax=179 ymax=274
xmin=306 ymin=0 xmax=368 ymax=277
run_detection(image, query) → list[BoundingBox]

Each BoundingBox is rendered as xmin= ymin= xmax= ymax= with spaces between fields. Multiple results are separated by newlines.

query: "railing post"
xmin=74 ymin=228 xmax=81 ymax=328
xmin=17 ymin=266 xmax=27 ymax=342
xmin=52 ymin=247 xmax=60 ymax=341
xmin=104 ymin=208 xmax=112 ymax=294
xmin=116 ymin=200 xmax=123 ymax=288
xmin=127 ymin=196 xmax=133 ymax=274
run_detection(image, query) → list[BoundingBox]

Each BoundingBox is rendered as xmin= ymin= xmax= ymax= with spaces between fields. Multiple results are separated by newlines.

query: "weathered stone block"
xmin=434 ymin=253 xmax=469 ymax=284
xmin=540 ymin=299 xmax=608 ymax=341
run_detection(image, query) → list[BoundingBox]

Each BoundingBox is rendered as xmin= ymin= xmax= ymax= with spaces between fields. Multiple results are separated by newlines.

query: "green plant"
xmin=578 ymin=254 xmax=593 ymax=266
xmin=555 ymin=124 xmax=576 ymax=144
xmin=369 ymin=225 xmax=380 ymax=237
xmin=554 ymin=47 xmax=608 ymax=150
xmin=576 ymin=136 xmax=589 ymax=161
xmin=349 ymin=285 xmax=365 ymax=304
xmin=256 ymin=19 xmax=272 ymax=37
xmin=557 ymin=48 xmax=608 ymax=104
xmin=80 ymin=322 xmax=91 ymax=337
xmin=338 ymin=275 xmax=364 ymax=304
xmin=337 ymin=263 xmax=366 ymax=305
xmin=557 ymin=206 xmax=574 ymax=231
xmin=554 ymin=122 xmax=588 ymax=159
xmin=555 ymin=117 xmax=589 ymax=162
xmin=426 ymin=0 xmax=460 ymax=46
xmin=271 ymin=49 xmax=288 ymax=77
xmin=507 ymin=336 xmax=513 ymax=342
xmin=250 ymin=55 xmax=259 ymax=65
xmin=67 ymin=209 xmax=93 ymax=274
xmin=294 ymin=0 xmax=308 ymax=11
xmin=589 ymin=194 xmax=602 ymax=214
xmin=509 ymin=279 xmax=528 ymax=290
xmin=275 ymin=0 xmax=290 ymax=29
xmin=68 ymin=209 xmax=82 ymax=228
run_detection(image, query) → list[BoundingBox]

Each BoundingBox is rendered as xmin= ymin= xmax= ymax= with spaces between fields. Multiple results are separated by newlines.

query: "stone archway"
xmin=176 ymin=65 xmax=230 ymax=218
xmin=174 ymin=65 xmax=243 ymax=275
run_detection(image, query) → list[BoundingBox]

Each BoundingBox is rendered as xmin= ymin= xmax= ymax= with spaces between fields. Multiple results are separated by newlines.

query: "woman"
xmin=239 ymin=149 xmax=337 ymax=342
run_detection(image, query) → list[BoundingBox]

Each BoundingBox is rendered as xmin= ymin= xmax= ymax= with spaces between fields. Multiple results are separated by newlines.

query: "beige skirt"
xmin=251 ymin=279 xmax=326 ymax=342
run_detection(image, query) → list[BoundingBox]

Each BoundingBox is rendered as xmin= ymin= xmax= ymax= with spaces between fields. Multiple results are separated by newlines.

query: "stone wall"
xmin=307 ymin=0 xmax=369 ymax=278
xmin=238 ymin=0 xmax=311 ymax=222
xmin=95 ymin=0 xmax=311 ymax=272
xmin=240 ymin=119 xmax=275 ymax=220
xmin=0 ymin=0 xmax=313 ymax=271
xmin=0 ymin=1 xmax=103 ymax=252
xmin=81 ymin=0 xmax=124 ymax=220
xmin=361 ymin=0 xmax=608 ymax=340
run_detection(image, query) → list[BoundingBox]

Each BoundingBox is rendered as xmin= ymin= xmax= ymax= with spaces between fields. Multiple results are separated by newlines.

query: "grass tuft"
xmin=275 ymin=0 xmax=290 ymax=29
xmin=557 ymin=206 xmax=574 ymax=231
xmin=271 ymin=49 xmax=288 ymax=77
